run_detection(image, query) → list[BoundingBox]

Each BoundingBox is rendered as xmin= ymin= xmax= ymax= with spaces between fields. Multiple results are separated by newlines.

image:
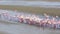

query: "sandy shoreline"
xmin=0 ymin=1 xmax=60 ymax=16
xmin=0 ymin=5 xmax=60 ymax=16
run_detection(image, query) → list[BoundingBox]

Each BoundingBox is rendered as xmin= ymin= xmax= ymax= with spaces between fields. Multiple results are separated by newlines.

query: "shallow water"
xmin=0 ymin=20 xmax=60 ymax=34
xmin=0 ymin=10 xmax=60 ymax=34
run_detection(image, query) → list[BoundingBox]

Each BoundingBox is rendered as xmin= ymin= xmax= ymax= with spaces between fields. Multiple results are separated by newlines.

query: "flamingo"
xmin=24 ymin=16 xmax=30 ymax=24
xmin=1 ymin=12 xmax=9 ymax=20
xmin=17 ymin=15 xmax=24 ymax=23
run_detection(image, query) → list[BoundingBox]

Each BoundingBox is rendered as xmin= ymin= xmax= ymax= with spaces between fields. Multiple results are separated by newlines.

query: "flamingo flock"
xmin=0 ymin=10 xmax=60 ymax=29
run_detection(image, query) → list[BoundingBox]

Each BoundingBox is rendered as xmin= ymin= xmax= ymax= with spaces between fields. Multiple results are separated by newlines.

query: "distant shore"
xmin=21 ymin=0 xmax=60 ymax=2
xmin=0 ymin=5 xmax=60 ymax=16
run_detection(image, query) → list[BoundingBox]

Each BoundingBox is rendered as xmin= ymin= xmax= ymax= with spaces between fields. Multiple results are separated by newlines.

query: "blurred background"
xmin=0 ymin=0 xmax=60 ymax=16
xmin=0 ymin=0 xmax=60 ymax=34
